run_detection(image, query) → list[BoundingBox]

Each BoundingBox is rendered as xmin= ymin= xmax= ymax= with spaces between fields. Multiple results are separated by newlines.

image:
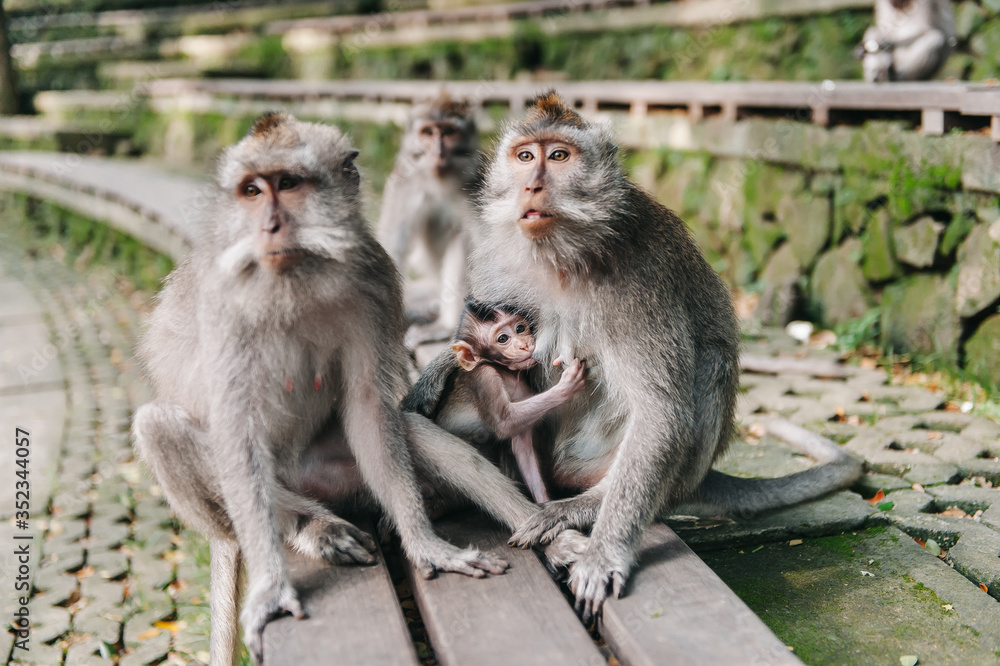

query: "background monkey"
xmin=407 ymin=92 xmax=862 ymax=621
xmin=132 ymin=112 xmax=514 ymax=666
xmin=857 ymin=0 xmax=956 ymax=82
xmin=436 ymin=299 xmax=587 ymax=503
xmin=378 ymin=93 xmax=480 ymax=346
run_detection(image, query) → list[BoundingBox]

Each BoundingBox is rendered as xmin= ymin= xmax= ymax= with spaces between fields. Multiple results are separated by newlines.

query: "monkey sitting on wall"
xmin=433 ymin=300 xmax=587 ymax=503
xmin=378 ymin=93 xmax=480 ymax=347
xmin=857 ymin=0 xmax=956 ymax=82
xmin=132 ymin=113 xmax=514 ymax=666
xmin=406 ymin=92 xmax=862 ymax=621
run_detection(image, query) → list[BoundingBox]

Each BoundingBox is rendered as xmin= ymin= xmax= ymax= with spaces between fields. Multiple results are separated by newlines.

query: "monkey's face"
xmin=508 ymin=140 xmax=577 ymax=241
xmin=236 ymin=171 xmax=314 ymax=273
xmin=491 ymin=314 xmax=536 ymax=370
xmin=214 ymin=113 xmax=364 ymax=278
xmin=412 ymin=120 xmax=472 ymax=175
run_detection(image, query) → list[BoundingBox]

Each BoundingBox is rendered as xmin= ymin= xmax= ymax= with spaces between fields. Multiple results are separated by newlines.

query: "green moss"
xmin=0 ymin=192 xmax=173 ymax=291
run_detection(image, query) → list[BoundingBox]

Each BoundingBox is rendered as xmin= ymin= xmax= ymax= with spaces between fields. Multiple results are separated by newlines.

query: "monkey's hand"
xmin=567 ymin=547 xmax=629 ymax=625
xmin=541 ymin=528 xmax=589 ymax=576
xmin=411 ymin=539 xmax=510 ymax=580
xmin=242 ymin=578 xmax=306 ymax=665
xmin=295 ymin=516 xmax=378 ymax=566
xmin=508 ymin=494 xmax=602 ymax=548
xmin=552 ymin=357 xmax=587 ymax=398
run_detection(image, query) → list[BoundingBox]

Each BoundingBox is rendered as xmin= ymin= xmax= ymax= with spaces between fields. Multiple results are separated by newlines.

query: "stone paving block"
xmin=925 ymin=485 xmax=1000 ymax=513
xmin=903 ymin=463 xmax=962 ymax=486
xmin=121 ymin=609 xmax=173 ymax=666
xmin=958 ymin=459 xmax=1000 ymax=485
xmin=88 ymin=517 xmax=130 ymax=550
xmin=72 ymin=603 xmax=121 ymax=645
xmin=852 ymin=472 xmax=913 ymax=497
xmin=87 ymin=549 xmax=129 ymax=580
xmin=28 ymin=603 xmax=71 ymax=645
xmin=34 ymin=573 xmax=79 ymax=606
xmin=65 ymin=637 xmax=110 ymax=666
xmin=946 ymin=522 xmax=1000 ymax=591
xmin=8 ymin=641 xmax=64 ymax=665
xmin=875 ymin=510 xmax=971 ymax=550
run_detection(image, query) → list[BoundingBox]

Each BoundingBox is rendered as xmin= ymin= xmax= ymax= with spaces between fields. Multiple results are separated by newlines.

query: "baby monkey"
xmin=440 ymin=300 xmax=587 ymax=503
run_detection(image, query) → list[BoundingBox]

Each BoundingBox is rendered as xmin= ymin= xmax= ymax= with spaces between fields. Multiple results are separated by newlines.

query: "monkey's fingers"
xmin=610 ymin=570 xmax=626 ymax=599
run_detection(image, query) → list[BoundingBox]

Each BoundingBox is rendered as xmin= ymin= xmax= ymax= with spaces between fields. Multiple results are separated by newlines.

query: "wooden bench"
xmin=264 ymin=514 xmax=801 ymax=665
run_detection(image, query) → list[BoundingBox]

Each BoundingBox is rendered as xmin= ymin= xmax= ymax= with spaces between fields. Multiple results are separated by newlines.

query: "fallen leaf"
xmin=751 ymin=545 xmax=764 ymax=553
xmin=900 ymin=656 xmax=918 ymax=666
xmin=943 ymin=401 xmax=961 ymax=413
xmin=809 ymin=330 xmax=837 ymax=349
xmin=834 ymin=406 xmax=847 ymax=421
xmin=847 ymin=414 xmax=862 ymax=426
xmin=913 ymin=538 xmax=926 ymax=547
xmin=154 ymin=620 xmax=187 ymax=634
xmin=942 ymin=604 xmax=953 ymax=611
xmin=912 ymin=483 xmax=924 ymax=492
xmin=861 ymin=570 xmax=874 ymax=577
xmin=74 ymin=566 xmax=95 ymax=580
xmin=925 ymin=431 xmax=943 ymax=440
xmin=866 ymin=490 xmax=886 ymax=505
xmin=788 ymin=539 xmax=803 ymax=546
xmin=925 ymin=539 xmax=941 ymax=557
xmin=137 ymin=628 xmax=162 ymax=641
xmin=859 ymin=357 xmax=878 ymax=369
xmin=650 ymin=609 xmax=663 ymax=618
xmin=877 ymin=501 xmax=895 ymax=511
xmin=939 ymin=507 xmax=966 ymax=518
xmin=748 ymin=422 xmax=767 ymax=439
xmin=980 ymin=583 xmax=989 ymax=593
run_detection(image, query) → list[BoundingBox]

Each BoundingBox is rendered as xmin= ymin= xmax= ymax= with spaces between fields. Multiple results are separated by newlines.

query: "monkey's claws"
xmin=414 ymin=543 xmax=510 ymax=579
xmin=242 ymin=580 xmax=306 ymax=665
xmin=567 ymin=554 xmax=628 ymax=625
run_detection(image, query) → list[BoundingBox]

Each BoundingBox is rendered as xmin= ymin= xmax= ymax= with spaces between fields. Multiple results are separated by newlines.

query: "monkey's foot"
xmin=411 ymin=541 xmax=510 ymax=579
xmin=292 ymin=516 xmax=378 ymax=566
xmin=242 ymin=579 xmax=306 ymax=665
xmin=566 ymin=550 xmax=628 ymax=625
xmin=508 ymin=495 xmax=601 ymax=547
xmin=541 ymin=529 xmax=589 ymax=575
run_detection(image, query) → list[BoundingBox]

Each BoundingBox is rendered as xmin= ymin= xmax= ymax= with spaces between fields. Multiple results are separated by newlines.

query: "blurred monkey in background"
xmin=858 ymin=0 xmax=956 ymax=82
xmin=379 ymin=93 xmax=480 ymax=346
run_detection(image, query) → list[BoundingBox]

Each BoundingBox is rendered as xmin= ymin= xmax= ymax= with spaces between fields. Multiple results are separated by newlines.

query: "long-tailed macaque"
xmin=378 ymin=93 xmax=480 ymax=346
xmin=857 ymin=0 xmax=956 ymax=82
xmin=435 ymin=300 xmax=587 ymax=503
xmin=406 ymin=92 xmax=862 ymax=620
xmin=132 ymin=113 xmax=520 ymax=666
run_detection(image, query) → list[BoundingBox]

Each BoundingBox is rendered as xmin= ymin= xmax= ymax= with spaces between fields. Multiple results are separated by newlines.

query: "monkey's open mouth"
xmin=518 ymin=210 xmax=557 ymax=240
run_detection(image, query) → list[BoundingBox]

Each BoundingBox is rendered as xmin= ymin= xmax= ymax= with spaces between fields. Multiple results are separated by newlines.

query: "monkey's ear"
xmin=342 ymin=150 xmax=359 ymax=166
xmin=451 ymin=342 xmax=480 ymax=371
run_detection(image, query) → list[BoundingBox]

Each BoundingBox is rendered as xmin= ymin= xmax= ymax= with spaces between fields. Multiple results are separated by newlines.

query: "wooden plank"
xmin=407 ymin=515 xmax=604 ymax=666
xmin=264 ymin=543 xmax=418 ymax=666
xmin=601 ymin=524 xmax=801 ymax=666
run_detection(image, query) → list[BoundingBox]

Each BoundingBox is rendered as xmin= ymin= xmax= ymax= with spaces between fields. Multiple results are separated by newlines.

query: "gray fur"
xmin=132 ymin=113 xmax=516 ymax=666
xmin=407 ymin=94 xmax=862 ymax=620
xmin=859 ymin=0 xmax=955 ymax=82
xmin=378 ymin=94 xmax=480 ymax=345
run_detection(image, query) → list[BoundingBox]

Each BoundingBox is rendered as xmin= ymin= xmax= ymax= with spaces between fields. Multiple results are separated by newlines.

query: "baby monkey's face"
xmin=491 ymin=314 xmax=536 ymax=370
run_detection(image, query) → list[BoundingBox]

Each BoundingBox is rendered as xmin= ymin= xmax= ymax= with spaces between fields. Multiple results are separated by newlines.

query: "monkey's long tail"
xmin=679 ymin=418 xmax=863 ymax=518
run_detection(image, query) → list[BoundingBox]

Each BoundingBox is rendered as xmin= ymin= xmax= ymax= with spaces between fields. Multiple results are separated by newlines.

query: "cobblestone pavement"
xmin=2 ymin=225 xmax=999 ymax=664
xmin=0 ymin=233 xmax=212 ymax=666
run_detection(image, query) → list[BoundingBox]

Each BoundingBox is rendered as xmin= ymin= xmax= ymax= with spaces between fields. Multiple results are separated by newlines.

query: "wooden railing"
xmin=144 ymin=78 xmax=1000 ymax=140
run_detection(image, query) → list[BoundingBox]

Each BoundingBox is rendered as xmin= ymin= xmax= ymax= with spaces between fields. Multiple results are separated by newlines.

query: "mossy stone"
xmin=862 ymin=208 xmax=901 ymax=282
xmin=893 ymin=216 xmax=943 ymax=269
xmin=881 ymin=274 xmax=959 ymax=362
xmin=778 ymin=192 xmax=830 ymax=268
xmin=810 ymin=239 xmax=873 ymax=327
xmin=755 ymin=243 xmax=802 ymax=326
xmin=964 ymin=315 xmax=1000 ymax=389
xmin=956 ymin=223 xmax=1000 ymax=318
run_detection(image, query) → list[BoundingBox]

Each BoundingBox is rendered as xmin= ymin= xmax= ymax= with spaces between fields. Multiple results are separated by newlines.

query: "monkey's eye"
xmin=517 ymin=151 xmax=534 ymax=162
xmin=550 ymin=149 xmax=570 ymax=161
xmin=243 ymin=183 xmax=261 ymax=198
xmin=278 ymin=175 xmax=300 ymax=190
xmin=441 ymin=126 xmax=457 ymax=136
xmin=421 ymin=126 xmax=435 ymax=136
xmin=497 ymin=334 xmax=510 ymax=344
xmin=515 ymin=324 xmax=526 ymax=334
